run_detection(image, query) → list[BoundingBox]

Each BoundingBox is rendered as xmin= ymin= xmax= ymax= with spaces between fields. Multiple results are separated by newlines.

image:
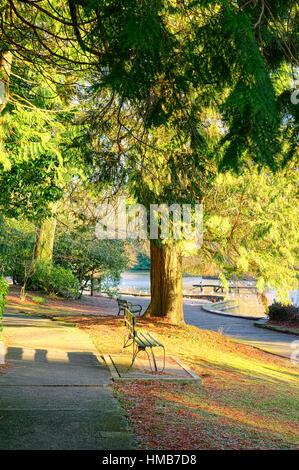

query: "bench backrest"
xmin=124 ymin=308 xmax=136 ymax=337
xmin=117 ymin=298 xmax=128 ymax=307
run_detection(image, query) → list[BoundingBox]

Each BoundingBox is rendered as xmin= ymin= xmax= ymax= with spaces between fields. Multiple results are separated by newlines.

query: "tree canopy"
xmin=1 ymin=1 xmax=298 ymax=172
xmin=0 ymin=1 xmax=298 ymax=322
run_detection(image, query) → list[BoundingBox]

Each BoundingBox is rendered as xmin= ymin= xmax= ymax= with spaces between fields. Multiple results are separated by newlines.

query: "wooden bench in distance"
xmin=117 ymin=298 xmax=142 ymax=316
xmin=122 ymin=308 xmax=165 ymax=372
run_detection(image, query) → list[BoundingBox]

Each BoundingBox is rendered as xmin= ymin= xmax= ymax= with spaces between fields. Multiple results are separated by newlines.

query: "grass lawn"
xmin=66 ymin=315 xmax=299 ymax=450
xmin=266 ymin=321 xmax=299 ymax=336
xmin=3 ymin=289 xmax=298 ymax=450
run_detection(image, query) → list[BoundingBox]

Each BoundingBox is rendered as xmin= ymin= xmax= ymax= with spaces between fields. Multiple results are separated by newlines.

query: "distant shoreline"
xmin=126 ymin=269 xmax=255 ymax=281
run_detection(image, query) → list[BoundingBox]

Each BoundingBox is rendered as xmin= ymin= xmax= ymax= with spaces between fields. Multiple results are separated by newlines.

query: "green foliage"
xmin=268 ymin=303 xmax=299 ymax=323
xmin=31 ymin=296 xmax=48 ymax=305
xmin=131 ymin=252 xmax=150 ymax=271
xmin=0 ymin=275 xmax=8 ymax=316
xmin=53 ymin=229 xmax=130 ymax=295
xmin=202 ymin=166 xmax=299 ymax=298
xmin=2 ymin=1 xmax=296 ymax=181
xmin=0 ymin=217 xmax=130 ymax=299
xmin=219 ymin=273 xmax=229 ymax=290
xmin=29 ymin=260 xmax=79 ymax=299
xmin=72 ymin=0 xmax=297 ymax=174
xmin=0 ymin=217 xmax=35 ymax=282
xmin=0 ymin=52 xmax=84 ymax=221
xmin=0 ymin=156 xmax=63 ymax=221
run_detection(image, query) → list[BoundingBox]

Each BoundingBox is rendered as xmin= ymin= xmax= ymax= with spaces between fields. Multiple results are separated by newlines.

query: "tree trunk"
xmin=90 ymin=271 xmax=94 ymax=296
xmin=0 ymin=50 xmax=13 ymax=113
xmin=144 ymin=240 xmax=184 ymax=325
xmin=36 ymin=217 xmax=57 ymax=262
xmin=20 ymin=285 xmax=26 ymax=302
xmin=0 ymin=50 xmax=13 ymax=171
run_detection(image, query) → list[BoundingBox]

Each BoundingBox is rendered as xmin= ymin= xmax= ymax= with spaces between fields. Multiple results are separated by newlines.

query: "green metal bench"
xmin=122 ymin=308 xmax=165 ymax=372
xmin=117 ymin=298 xmax=142 ymax=316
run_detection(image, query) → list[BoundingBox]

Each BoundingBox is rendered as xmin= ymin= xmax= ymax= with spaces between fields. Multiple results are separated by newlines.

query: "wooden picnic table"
xmin=192 ymin=284 xmax=258 ymax=294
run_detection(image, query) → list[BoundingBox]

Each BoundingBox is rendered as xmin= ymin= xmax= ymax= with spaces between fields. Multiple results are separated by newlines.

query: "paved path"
xmin=124 ymin=296 xmax=299 ymax=361
xmin=0 ymin=313 xmax=137 ymax=450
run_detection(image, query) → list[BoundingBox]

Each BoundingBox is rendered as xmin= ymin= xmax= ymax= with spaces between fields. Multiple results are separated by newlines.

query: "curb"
xmin=254 ymin=319 xmax=299 ymax=336
xmin=102 ymin=354 xmax=202 ymax=384
xmin=117 ymin=292 xmax=224 ymax=301
xmin=117 ymin=294 xmax=266 ymax=321
xmin=201 ymin=304 xmax=265 ymax=321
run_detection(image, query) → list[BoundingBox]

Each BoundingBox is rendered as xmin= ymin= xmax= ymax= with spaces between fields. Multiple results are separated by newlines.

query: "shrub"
xmin=31 ymin=296 xmax=48 ymax=305
xmin=54 ymin=231 xmax=129 ymax=297
xmin=0 ymin=276 xmax=8 ymax=315
xmin=29 ymin=261 xmax=79 ymax=299
xmin=268 ymin=302 xmax=299 ymax=323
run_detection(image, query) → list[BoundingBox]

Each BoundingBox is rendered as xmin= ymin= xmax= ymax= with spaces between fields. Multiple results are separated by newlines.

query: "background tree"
xmin=0 ymin=1 xmax=87 ymax=222
xmin=200 ymin=164 xmax=299 ymax=303
xmin=54 ymin=229 xmax=130 ymax=297
xmin=132 ymin=251 xmax=151 ymax=271
xmin=0 ymin=217 xmax=35 ymax=283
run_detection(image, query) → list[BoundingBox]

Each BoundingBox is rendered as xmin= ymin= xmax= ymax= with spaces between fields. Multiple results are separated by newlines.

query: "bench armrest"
xmin=130 ymin=305 xmax=142 ymax=314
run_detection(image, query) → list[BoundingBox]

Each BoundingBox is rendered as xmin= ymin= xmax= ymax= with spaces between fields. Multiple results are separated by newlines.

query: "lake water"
xmin=118 ymin=271 xmax=269 ymax=316
xmin=119 ymin=270 xmax=209 ymax=293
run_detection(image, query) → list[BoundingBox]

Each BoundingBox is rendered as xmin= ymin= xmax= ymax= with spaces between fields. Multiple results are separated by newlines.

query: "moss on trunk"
xmin=36 ymin=217 xmax=57 ymax=262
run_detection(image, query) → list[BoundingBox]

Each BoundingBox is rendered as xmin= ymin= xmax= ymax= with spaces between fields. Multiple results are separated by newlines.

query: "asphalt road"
xmin=123 ymin=295 xmax=299 ymax=362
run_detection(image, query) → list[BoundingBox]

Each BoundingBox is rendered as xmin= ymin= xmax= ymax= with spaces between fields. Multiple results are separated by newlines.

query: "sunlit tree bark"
xmin=36 ymin=217 xmax=57 ymax=262
xmin=144 ymin=240 xmax=184 ymax=326
xmin=0 ymin=50 xmax=12 ymax=113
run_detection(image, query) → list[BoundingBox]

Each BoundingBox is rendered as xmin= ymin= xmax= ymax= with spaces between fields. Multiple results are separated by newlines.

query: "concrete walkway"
xmin=0 ymin=313 xmax=137 ymax=450
xmin=123 ymin=295 xmax=299 ymax=361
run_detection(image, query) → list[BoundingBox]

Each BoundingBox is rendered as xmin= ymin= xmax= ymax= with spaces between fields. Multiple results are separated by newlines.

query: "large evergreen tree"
xmin=73 ymin=1 xmax=298 ymax=323
xmin=0 ymin=1 xmax=298 ymax=323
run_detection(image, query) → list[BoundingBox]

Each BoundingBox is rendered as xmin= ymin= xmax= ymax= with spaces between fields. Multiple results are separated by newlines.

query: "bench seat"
xmin=122 ymin=308 xmax=165 ymax=372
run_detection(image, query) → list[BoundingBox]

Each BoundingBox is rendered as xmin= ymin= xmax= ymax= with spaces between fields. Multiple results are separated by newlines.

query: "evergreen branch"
xmin=68 ymin=1 xmax=102 ymax=58
xmin=264 ymin=1 xmax=298 ymax=65
xmin=9 ymin=92 xmax=75 ymax=114
xmin=8 ymin=0 xmax=75 ymax=41
xmin=14 ymin=0 xmax=80 ymax=27
xmin=254 ymin=0 xmax=265 ymax=29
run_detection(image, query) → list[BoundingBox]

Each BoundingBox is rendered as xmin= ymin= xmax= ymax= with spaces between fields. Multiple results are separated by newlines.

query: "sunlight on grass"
xmin=64 ymin=315 xmax=299 ymax=449
xmin=10 ymin=297 xmax=297 ymax=451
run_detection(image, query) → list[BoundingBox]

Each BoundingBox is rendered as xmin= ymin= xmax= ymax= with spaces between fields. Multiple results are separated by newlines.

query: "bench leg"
xmin=150 ymin=347 xmax=158 ymax=372
xmin=149 ymin=346 xmax=165 ymax=373
xmin=125 ymin=344 xmax=165 ymax=374
xmin=127 ymin=349 xmax=138 ymax=371
xmin=127 ymin=346 xmax=154 ymax=373
xmin=127 ymin=342 xmax=140 ymax=371
xmin=162 ymin=346 xmax=165 ymax=372
xmin=150 ymin=346 xmax=165 ymax=372
xmin=121 ymin=334 xmax=133 ymax=354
